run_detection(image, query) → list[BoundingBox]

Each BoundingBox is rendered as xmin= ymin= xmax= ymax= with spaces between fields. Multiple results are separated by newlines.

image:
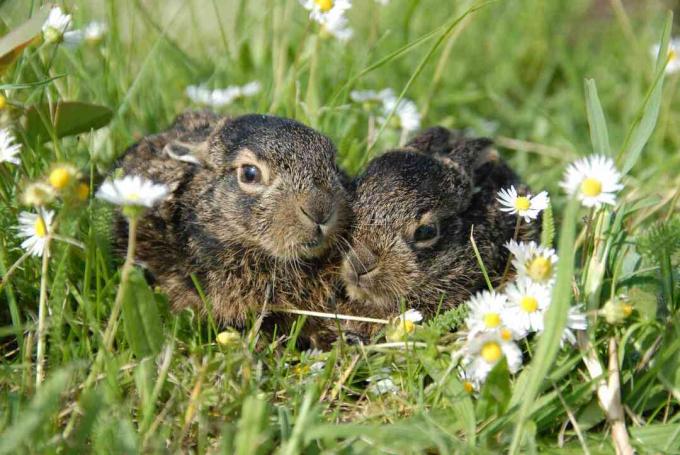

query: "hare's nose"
xmin=299 ymin=205 xmax=333 ymax=226
xmin=347 ymin=248 xmax=378 ymax=280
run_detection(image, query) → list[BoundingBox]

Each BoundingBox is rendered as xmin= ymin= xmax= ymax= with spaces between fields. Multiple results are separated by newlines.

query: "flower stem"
xmin=103 ymin=216 xmax=138 ymax=351
xmin=35 ymin=236 xmax=52 ymax=388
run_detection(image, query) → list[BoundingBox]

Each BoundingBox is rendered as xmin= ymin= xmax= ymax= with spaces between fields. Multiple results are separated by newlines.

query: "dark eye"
xmin=413 ymin=223 xmax=438 ymax=243
xmin=239 ymin=165 xmax=261 ymax=184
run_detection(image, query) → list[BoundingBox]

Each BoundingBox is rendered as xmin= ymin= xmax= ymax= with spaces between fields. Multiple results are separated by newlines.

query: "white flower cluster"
xmin=301 ymin=0 xmax=353 ymax=41
xmin=350 ymin=88 xmax=421 ymax=134
xmin=459 ymin=240 xmax=587 ymax=388
xmin=186 ymin=81 xmax=262 ymax=107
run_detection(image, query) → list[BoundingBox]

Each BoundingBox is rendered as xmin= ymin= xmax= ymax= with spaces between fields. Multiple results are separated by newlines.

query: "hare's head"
xmin=192 ymin=114 xmax=351 ymax=261
xmin=341 ymin=128 xmax=496 ymax=316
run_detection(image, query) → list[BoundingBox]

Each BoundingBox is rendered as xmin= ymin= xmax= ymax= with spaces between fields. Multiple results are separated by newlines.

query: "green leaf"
xmin=476 ymin=358 xmax=511 ymax=422
xmin=619 ymin=11 xmax=672 ymax=174
xmin=629 ymin=423 xmax=680 ymax=453
xmin=509 ymin=198 xmax=579 ymax=455
xmin=540 ymin=200 xmax=555 ymax=248
xmin=0 ymin=74 xmax=65 ymax=90
xmin=0 ymin=8 xmax=50 ymax=74
xmin=23 ymin=102 xmax=113 ymax=143
xmin=121 ymin=268 xmax=164 ymax=358
xmin=234 ymin=395 xmax=272 ymax=455
xmin=0 ymin=369 xmax=71 ymax=454
xmin=584 ymin=78 xmax=611 ymax=156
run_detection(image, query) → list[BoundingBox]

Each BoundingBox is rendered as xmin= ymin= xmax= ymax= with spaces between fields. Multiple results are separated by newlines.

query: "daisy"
xmin=42 ymin=6 xmax=72 ymax=43
xmin=496 ymin=186 xmax=549 ymax=223
xmin=301 ymin=0 xmax=353 ymax=41
xmin=458 ymin=369 xmax=480 ymax=394
xmin=462 ymin=331 xmax=523 ymax=383
xmin=506 ymin=240 xmax=558 ymax=285
xmin=560 ymin=155 xmax=623 ymax=208
xmin=16 ymin=210 xmax=55 ymax=257
xmin=84 ymin=21 xmax=107 ymax=44
xmin=21 ymin=182 xmax=56 ymax=207
xmin=464 ymin=290 xmax=512 ymax=337
xmin=96 ymin=175 xmax=169 ymax=208
xmin=650 ymin=37 xmax=680 ymax=74
xmin=350 ymin=88 xmax=395 ymax=105
xmin=48 ymin=164 xmax=79 ymax=190
xmin=186 ymin=81 xmax=261 ymax=107
xmin=505 ymin=278 xmax=552 ymax=335
xmin=381 ymin=94 xmax=421 ymax=133
xmin=0 ymin=129 xmax=21 ymax=166
xmin=386 ymin=308 xmax=422 ymax=341
xmin=557 ymin=305 xmax=587 ymax=346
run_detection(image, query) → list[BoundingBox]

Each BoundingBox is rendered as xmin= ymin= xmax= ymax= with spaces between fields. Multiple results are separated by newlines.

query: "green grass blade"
xmin=509 ymin=197 xmax=579 ymax=454
xmin=584 ymin=78 xmax=611 ymax=156
xmin=619 ymin=11 xmax=672 ymax=174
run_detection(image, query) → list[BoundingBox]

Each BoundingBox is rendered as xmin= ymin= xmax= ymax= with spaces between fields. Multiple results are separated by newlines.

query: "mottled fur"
xmin=339 ymin=127 xmax=538 ymax=335
xmin=114 ymin=111 xmax=350 ymax=346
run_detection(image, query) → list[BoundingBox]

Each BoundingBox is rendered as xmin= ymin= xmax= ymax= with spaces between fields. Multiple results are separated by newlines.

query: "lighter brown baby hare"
xmin=114 ymin=111 xmax=351 ymax=344
xmin=340 ymin=127 xmax=537 ymax=329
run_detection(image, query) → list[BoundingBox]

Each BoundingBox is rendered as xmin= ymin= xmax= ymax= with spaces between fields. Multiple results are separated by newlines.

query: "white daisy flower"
xmin=186 ymin=81 xmax=261 ymax=107
xmin=42 ymin=7 xmax=72 ymax=43
xmin=0 ymin=129 xmax=21 ymax=166
xmin=16 ymin=210 xmax=55 ymax=257
xmin=557 ymin=305 xmax=587 ymax=347
xmin=496 ymin=186 xmax=549 ymax=223
xmin=350 ymin=88 xmax=395 ymax=104
xmin=381 ymin=94 xmax=421 ymax=133
xmin=560 ymin=155 xmax=623 ymax=208
xmin=84 ymin=21 xmax=107 ymax=44
xmin=506 ymin=240 xmax=558 ymax=285
xmin=386 ymin=308 xmax=422 ymax=341
xmin=505 ymin=278 xmax=552 ymax=335
xmin=301 ymin=0 xmax=353 ymax=41
xmin=96 ymin=175 xmax=169 ymax=208
xmin=367 ymin=376 xmax=399 ymax=395
xmin=458 ymin=369 xmax=480 ymax=394
xmin=463 ymin=331 xmax=523 ymax=383
xmin=651 ymin=38 xmax=680 ymax=74
xmin=465 ymin=290 xmax=513 ymax=336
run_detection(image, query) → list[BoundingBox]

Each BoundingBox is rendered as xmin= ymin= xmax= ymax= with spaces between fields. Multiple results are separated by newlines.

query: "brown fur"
xmin=114 ymin=111 xmax=351 ymax=346
xmin=338 ymin=127 xmax=538 ymax=337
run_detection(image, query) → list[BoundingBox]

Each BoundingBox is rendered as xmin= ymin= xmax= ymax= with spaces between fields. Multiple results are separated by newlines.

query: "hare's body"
xmin=114 ymin=112 xmax=350 ymax=345
xmin=341 ymin=128 xmax=538 ymax=328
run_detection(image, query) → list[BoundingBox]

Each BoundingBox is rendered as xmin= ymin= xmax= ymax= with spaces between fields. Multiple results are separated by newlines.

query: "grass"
xmin=1 ymin=0 xmax=680 ymax=452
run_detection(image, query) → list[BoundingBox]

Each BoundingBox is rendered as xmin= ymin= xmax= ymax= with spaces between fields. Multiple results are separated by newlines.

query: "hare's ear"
xmin=405 ymin=126 xmax=454 ymax=155
xmin=446 ymin=136 xmax=495 ymax=173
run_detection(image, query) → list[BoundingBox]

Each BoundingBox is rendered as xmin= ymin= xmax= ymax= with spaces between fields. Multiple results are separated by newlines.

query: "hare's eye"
xmin=413 ymin=223 xmax=438 ymax=243
xmin=239 ymin=165 xmax=262 ymax=184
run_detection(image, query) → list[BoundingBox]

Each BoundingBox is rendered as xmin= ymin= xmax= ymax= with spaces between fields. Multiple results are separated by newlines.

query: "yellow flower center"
xmin=402 ymin=319 xmax=416 ymax=334
xmin=500 ymin=328 xmax=513 ymax=341
xmin=670 ymin=49 xmax=677 ymax=62
xmin=49 ymin=167 xmax=72 ymax=190
xmin=463 ymin=381 xmax=475 ymax=393
xmin=127 ymin=192 xmax=141 ymax=202
xmin=315 ymin=0 xmax=334 ymax=12
xmin=481 ymin=342 xmax=502 ymax=363
xmin=520 ymin=296 xmax=539 ymax=313
xmin=0 ymin=94 xmax=6 ymax=110
xmin=76 ymin=182 xmax=89 ymax=201
xmin=514 ymin=196 xmax=531 ymax=211
xmin=527 ymin=256 xmax=552 ymax=282
xmin=34 ymin=216 xmax=47 ymax=238
xmin=622 ymin=304 xmax=633 ymax=318
xmin=216 ymin=331 xmax=240 ymax=346
xmin=483 ymin=312 xmax=501 ymax=328
xmin=580 ymin=177 xmax=602 ymax=197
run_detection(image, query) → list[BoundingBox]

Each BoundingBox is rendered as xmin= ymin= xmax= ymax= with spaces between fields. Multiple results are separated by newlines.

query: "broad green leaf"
xmin=0 ymin=8 xmax=50 ymax=74
xmin=509 ymin=198 xmax=579 ymax=455
xmin=0 ymin=369 xmax=71 ymax=454
xmin=629 ymin=423 xmax=680 ymax=453
xmin=23 ymin=102 xmax=113 ymax=143
xmin=619 ymin=12 xmax=672 ymax=174
xmin=584 ymin=78 xmax=611 ymax=156
xmin=234 ymin=395 xmax=272 ymax=455
xmin=121 ymin=268 xmax=164 ymax=357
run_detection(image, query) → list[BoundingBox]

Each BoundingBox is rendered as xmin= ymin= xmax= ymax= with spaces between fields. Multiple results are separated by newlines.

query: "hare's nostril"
xmin=348 ymin=253 xmax=378 ymax=278
xmin=299 ymin=204 xmax=334 ymax=227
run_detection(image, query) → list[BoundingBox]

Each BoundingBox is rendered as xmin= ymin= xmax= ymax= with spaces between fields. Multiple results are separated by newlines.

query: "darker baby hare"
xmin=340 ymin=127 xmax=538 ymax=330
xmin=114 ymin=111 xmax=351 ymax=345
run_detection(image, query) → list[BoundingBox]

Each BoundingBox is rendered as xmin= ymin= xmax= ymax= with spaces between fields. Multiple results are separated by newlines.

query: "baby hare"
xmin=114 ymin=111 xmax=351 ymax=344
xmin=341 ymin=127 xmax=537 ymax=326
